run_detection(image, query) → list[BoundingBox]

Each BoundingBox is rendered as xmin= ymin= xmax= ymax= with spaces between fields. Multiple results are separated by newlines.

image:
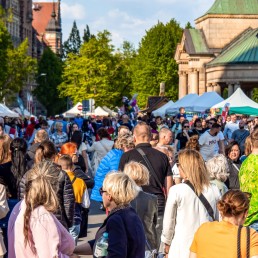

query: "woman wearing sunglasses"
xmin=174 ymin=120 xmax=194 ymax=153
xmin=73 ymin=172 xmax=145 ymax=258
xmin=190 ymin=190 xmax=258 ymax=258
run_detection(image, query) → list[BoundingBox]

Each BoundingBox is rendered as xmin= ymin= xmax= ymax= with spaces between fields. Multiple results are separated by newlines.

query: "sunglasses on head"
xmin=184 ymin=126 xmax=189 ymax=128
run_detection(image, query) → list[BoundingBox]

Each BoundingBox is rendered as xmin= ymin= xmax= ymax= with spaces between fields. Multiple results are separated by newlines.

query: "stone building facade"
xmin=175 ymin=0 xmax=258 ymax=99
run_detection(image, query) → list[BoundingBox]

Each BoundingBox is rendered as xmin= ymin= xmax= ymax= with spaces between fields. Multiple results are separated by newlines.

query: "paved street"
xmin=77 ymin=200 xmax=106 ymax=258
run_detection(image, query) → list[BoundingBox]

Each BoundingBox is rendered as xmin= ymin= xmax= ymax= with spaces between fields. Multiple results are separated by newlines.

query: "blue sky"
xmin=36 ymin=0 xmax=214 ymax=49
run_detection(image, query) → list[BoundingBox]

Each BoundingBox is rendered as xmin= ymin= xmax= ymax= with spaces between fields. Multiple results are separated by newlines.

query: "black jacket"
xmin=25 ymin=143 xmax=41 ymax=170
xmin=19 ymin=163 xmax=75 ymax=229
xmin=73 ymin=165 xmax=94 ymax=189
xmin=131 ymin=191 xmax=158 ymax=250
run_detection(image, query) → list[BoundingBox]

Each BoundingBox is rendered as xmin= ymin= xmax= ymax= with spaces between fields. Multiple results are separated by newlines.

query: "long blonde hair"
xmin=178 ymin=149 xmax=210 ymax=195
xmin=24 ymin=160 xmax=59 ymax=250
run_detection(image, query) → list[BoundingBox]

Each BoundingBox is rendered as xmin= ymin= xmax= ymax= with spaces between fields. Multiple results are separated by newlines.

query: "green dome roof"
xmin=206 ymin=0 xmax=258 ymax=15
xmin=207 ymin=28 xmax=258 ymax=67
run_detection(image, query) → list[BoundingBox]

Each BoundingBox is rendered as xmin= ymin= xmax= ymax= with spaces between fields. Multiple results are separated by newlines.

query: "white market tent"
xmin=0 ymin=104 xmax=19 ymax=118
xmin=92 ymin=106 xmax=109 ymax=116
xmin=102 ymin=106 xmax=118 ymax=117
xmin=13 ymin=107 xmax=31 ymax=117
xmin=166 ymin=93 xmax=199 ymax=113
xmin=63 ymin=102 xmax=83 ymax=118
xmin=212 ymin=88 xmax=258 ymax=115
xmin=192 ymin=92 xmax=224 ymax=113
xmin=152 ymin=100 xmax=175 ymax=117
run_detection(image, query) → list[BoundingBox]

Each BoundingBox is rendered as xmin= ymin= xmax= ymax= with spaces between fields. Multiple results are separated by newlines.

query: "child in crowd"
xmin=58 ymin=155 xmax=90 ymax=244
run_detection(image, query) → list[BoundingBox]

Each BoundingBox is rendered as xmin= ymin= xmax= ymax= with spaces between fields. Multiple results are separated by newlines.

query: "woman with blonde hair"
xmin=19 ymin=140 xmax=75 ymax=230
xmin=206 ymin=154 xmax=229 ymax=195
xmin=124 ymin=161 xmax=158 ymax=252
xmin=74 ymin=172 xmax=145 ymax=257
xmin=190 ymin=190 xmax=258 ymax=258
xmin=8 ymin=160 xmax=75 ymax=257
xmin=161 ymin=149 xmax=221 ymax=258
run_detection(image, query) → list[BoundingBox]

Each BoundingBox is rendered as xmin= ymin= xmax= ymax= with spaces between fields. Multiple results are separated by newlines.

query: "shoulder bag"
xmin=136 ymin=148 xmax=166 ymax=199
xmin=237 ymin=225 xmax=250 ymax=258
xmin=184 ymin=180 xmax=216 ymax=221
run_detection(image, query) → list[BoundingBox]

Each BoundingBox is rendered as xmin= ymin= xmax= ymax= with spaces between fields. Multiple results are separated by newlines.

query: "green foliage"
xmin=63 ymin=21 xmax=81 ymax=58
xmin=185 ymin=22 xmax=194 ymax=29
xmin=59 ymin=31 xmax=134 ymax=108
xmin=34 ymin=48 xmax=66 ymax=115
xmin=252 ymin=88 xmax=258 ymax=103
xmin=131 ymin=19 xmax=183 ymax=107
xmin=0 ymin=21 xmax=37 ymax=102
xmin=83 ymin=25 xmax=92 ymax=43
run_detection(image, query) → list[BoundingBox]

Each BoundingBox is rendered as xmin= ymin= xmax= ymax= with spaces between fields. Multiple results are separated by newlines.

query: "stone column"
xmin=178 ymin=71 xmax=188 ymax=99
xmin=192 ymin=69 xmax=199 ymax=94
xmin=234 ymin=83 xmax=240 ymax=92
xmin=213 ymin=84 xmax=221 ymax=95
xmin=228 ymin=83 xmax=234 ymax=97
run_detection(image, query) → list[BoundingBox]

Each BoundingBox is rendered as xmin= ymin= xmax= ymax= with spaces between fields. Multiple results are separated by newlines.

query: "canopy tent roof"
xmin=90 ymin=106 xmax=109 ymax=116
xmin=102 ymin=106 xmax=118 ymax=117
xmin=13 ymin=107 xmax=31 ymax=117
xmin=0 ymin=104 xmax=19 ymax=118
xmin=212 ymin=88 xmax=258 ymax=115
xmin=152 ymin=100 xmax=175 ymax=117
xmin=166 ymin=94 xmax=199 ymax=113
xmin=193 ymin=92 xmax=224 ymax=112
xmin=63 ymin=102 xmax=82 ymax=118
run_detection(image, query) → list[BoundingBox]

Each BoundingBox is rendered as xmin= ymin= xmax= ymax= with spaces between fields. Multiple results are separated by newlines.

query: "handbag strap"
xmin=237 ymin=226 xmax=250 ymax=258
xmin=71 ymin=176 xmax=77 ymax=184
xmin=184 ymin=180 xmax=216 ymax=221
xmin=136 ymin=148 xmax=164 ymax=193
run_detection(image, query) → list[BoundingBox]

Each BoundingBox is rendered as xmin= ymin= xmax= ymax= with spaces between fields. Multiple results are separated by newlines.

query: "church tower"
xmin=44 ymin=0 xmax=62 ymax=55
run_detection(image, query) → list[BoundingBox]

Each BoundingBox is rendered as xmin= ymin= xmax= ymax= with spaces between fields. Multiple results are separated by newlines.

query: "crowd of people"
xmin=0 ymin=108 xmax=258 ymax=257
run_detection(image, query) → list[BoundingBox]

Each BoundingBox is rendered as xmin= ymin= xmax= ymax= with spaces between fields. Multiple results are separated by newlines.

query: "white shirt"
xmin=161 ymin=183 xmax=221 ymax=258
xmin=199 ymin=131 xmax=220 ymax=161
xmin=214 ymin=131 xmax=224 ymax=154
xmin=223 ymin=121 xmax=239 ymax=139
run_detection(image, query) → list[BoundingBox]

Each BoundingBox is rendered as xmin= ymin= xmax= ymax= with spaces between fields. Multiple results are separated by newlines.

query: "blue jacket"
xmin=91 ymin=149 xmax=123 ymax=202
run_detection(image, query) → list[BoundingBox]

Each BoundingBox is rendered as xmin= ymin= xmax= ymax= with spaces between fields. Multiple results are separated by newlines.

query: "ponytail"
xmin=34 ymin=140 xmax=57 ymax=164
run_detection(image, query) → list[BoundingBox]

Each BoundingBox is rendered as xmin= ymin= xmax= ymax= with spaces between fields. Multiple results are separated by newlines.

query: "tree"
xmin=63 ymin=21 xmax=81 ymax=58
xmin=252 ymin=89 xmax=258 ymax=103
xmin=34 ymin=48 xmax=66 ymax=115
xmin=185 ymin=22 xmax=194 ymax=29
xmin=83 ymin=25 xmax=91 ymax=43
xmin=131 ymin=19 xmax=183 ymax=107
xmin=0 ymin=20 xmax=36 ymax=102
xmin=59 ymin=30 xmax=129 ymax=107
